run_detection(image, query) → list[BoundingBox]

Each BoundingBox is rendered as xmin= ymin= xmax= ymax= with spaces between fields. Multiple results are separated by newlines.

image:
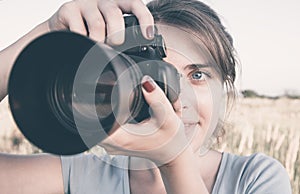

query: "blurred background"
xmin=0 ymin=0 xmax=299 ymax=193
xmin=1 ymin=0 xmax=300 ymax=96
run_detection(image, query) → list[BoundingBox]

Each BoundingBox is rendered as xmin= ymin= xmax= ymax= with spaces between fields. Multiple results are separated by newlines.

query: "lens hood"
xmin=8 ymin=31 xmax=120 ymax=155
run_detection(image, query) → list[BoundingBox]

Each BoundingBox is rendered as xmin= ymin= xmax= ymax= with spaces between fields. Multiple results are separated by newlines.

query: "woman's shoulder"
xmin=212 ymin=152 xmax=292 ymax=194
xmin=223 ymin=152 xmax=284 ymax=170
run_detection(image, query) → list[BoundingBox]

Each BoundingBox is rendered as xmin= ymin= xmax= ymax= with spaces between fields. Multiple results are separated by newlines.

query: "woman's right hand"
xmin=0 ymin=0 xmax=154 ymax=102
xmin=46 ymin=0 xmax=155 ymax=45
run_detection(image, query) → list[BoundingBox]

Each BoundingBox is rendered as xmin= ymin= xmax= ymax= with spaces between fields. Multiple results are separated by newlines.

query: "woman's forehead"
xmin=157 ymin=24 xmax=216 ymax=71
xmin=156 ymin=24 xmax=215 ymax=69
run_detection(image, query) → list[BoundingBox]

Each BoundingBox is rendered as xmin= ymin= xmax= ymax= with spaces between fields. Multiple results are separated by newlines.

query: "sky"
xmin=1 ymin=0 xmax=300 ymax=96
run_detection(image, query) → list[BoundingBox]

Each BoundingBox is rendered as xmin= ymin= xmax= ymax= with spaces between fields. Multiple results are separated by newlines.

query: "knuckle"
xmin=100 ymin=1 xmax=114 ymax=10
xmin=129 ymin=0 xmax=144 ymax=11
xmin=75 ymin=0 xmax=88 ymax=3
xmin=58 ymin=2 xmax=77 ymax=17
xmin=129 ymin=0 xmax=140 ymax=6
xmin=106 ymin=7 xmax=122 ymax=19
xmin=60 ymin=1 xmax=76 ymax=11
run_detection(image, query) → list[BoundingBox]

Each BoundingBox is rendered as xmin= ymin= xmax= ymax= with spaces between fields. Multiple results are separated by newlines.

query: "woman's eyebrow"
xmin=183 ymin=63 xmax=212 ymax=70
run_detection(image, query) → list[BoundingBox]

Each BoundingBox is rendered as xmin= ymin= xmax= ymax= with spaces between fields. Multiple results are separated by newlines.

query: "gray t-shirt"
xmin=60 ymin=152 xmax=292 ymax=194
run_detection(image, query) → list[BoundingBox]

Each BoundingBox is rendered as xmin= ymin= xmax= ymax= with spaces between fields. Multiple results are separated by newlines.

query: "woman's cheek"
xmin=190 ymin=82 xmax=221 ymax=151
xmin=195 ymin=86 xmax=214 ymax=129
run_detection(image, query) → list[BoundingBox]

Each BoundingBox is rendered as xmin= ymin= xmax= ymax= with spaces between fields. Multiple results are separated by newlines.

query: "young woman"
xmin=0 ymin=0 xmax=292 ymax=193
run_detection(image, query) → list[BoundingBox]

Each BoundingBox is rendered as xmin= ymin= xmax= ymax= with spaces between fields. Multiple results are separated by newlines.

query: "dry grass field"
xmin=0 ymin=96 xmax=299 ymax=193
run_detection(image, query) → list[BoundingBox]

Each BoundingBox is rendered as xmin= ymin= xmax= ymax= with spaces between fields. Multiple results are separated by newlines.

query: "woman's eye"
xmin=191 ymin=71 xmax=204 ymax=80
xmin=187 ymin=70 xmax=212 ymax=85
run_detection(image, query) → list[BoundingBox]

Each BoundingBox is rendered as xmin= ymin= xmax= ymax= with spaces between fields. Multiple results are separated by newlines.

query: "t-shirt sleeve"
xmin=60 ymin=153 xmax=130 ymax=194
xmin=243 ymin=153 xmax=292 ymax=194
xmin=61 ymin=153 xmax=102 ymax=194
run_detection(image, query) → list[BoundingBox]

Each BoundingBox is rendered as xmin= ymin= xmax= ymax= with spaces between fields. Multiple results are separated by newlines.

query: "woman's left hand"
xmin=99 ymin=75 xmax=189 ymax=165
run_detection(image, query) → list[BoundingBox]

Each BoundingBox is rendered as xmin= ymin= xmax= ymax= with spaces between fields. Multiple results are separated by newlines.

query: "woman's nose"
xmin=178 ymin=77 xmax=193 ymax=109
xmin=178 ymin=77 xmax=201 ymax=111
xmin=177 ymin=93 xmax=190 ymax=110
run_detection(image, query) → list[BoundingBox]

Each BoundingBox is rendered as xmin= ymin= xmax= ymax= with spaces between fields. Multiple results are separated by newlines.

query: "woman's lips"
xmin=183 ymin=122 xmax=200 ymax=137
xmin=184 ymin=123 xmax=198 ymax=127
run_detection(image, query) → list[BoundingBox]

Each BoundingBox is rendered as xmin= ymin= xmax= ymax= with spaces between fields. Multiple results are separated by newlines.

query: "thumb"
xmin=141 ymin=75 xmax=175 ymax=121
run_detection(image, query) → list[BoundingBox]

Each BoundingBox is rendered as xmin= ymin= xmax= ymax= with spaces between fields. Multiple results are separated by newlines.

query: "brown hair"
xmin=147 ymin=0 xmax=238 ymax=143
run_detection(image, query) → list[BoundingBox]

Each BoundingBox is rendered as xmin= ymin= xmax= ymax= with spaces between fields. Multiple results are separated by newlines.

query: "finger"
xmin=141 ymin=75 xmax=175 ymax=122
xmin=80 ymin=4 xmax=105 ymax=42
xmin=98 ymin=1 xmax=125 ymax=45
xmin=116 ymin=0 xmax=155 ymax=39
xmin=58 ymin=2 xmax=87 ymax=36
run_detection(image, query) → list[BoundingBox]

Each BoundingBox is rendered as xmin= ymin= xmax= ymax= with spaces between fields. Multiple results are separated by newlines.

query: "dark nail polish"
xmin=146 ymin=26 xmax=155 ymax=39
xmin=142 ymin=76 xmax=156 ymax=92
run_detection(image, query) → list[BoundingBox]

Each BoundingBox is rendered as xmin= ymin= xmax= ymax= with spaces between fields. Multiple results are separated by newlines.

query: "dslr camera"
xmin=8 ymin=15 xmax=180 ymax=155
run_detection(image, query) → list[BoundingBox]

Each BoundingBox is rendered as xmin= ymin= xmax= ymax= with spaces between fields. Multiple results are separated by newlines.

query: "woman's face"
xmin=157 ymin=24 xmax=225 ymax=152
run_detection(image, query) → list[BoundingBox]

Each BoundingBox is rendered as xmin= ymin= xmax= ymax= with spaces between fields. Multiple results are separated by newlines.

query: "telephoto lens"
xmin=8 ymin=15 xmax=180 ymax=155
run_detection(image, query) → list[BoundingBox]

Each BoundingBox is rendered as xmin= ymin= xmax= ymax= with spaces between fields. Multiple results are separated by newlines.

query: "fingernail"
xmin=142 ymin=76 xmax=156 ymax=93
xmin=146 ymin=25 xmax=155 ymax=39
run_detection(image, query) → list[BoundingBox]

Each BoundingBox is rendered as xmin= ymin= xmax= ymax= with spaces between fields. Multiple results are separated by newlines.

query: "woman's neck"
xmin=199 ymin=150 xmax=223 ymax=192
xmin=128 ymin=150 xmax=223 ymax=194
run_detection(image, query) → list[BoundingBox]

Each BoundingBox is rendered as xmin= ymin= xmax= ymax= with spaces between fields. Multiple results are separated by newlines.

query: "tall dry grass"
xmin=0 ymin=96 xmax=299 ymax=193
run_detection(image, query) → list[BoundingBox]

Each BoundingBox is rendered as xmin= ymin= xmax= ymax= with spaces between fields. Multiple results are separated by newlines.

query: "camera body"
xmin=115 ymin=15 xmax=166 ymax=59
xmin=8 ymin=15 xmax=180 ymax=155
xmin=114 ymin=15 xmax=180 ymax=122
